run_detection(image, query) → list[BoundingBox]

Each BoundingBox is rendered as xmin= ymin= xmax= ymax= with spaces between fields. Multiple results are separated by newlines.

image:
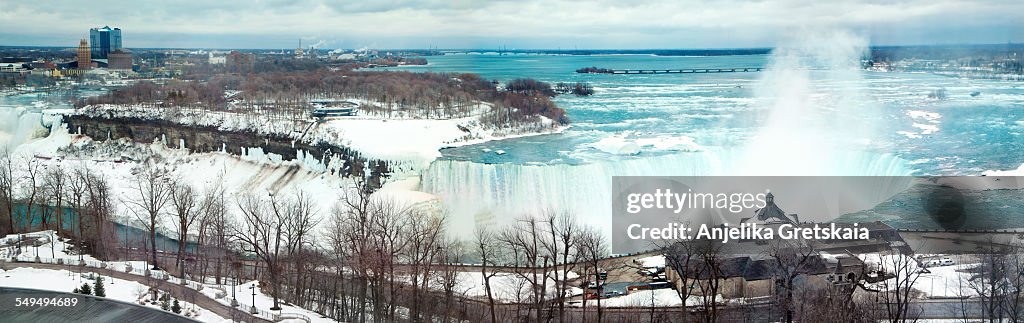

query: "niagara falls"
xmin=2 ymin=2 xmax=1024 ymax=321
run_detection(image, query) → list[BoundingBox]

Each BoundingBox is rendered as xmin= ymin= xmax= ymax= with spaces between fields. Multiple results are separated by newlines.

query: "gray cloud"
xmin=0 ymin=0 xmax=1021 ymax=48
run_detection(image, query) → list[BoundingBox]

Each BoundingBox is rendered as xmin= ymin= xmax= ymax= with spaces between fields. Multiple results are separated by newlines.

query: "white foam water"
xmin=0 ymin=106 xmax=47 ymax=149
xmin=423 ymin=148 xmax=912 ymax=235
xmin=423 ymin=30 xmax=921 ymax=234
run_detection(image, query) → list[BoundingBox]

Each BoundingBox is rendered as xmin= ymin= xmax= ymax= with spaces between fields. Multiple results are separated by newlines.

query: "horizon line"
xmin=1 ymin=42 xmax=1022 ymax=52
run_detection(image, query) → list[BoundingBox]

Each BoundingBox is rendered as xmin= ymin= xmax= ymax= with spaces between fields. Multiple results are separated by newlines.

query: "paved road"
xmin=0 ymin=261 xmax=272 ymax=323
xmin=0 ymin=286 xmax=200 ymax=323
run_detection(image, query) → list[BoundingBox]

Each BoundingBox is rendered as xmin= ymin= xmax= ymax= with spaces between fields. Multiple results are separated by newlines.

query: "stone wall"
xmin=61 ymin=115 xmax=390 ymax=186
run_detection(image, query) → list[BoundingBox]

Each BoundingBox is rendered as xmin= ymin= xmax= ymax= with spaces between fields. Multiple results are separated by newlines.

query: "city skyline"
xmin=0 ymin=0 xmax=1021 ymax=49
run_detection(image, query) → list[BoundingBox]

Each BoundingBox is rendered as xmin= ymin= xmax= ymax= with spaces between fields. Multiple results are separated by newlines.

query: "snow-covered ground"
xmin=859 ymin=253 xmax=983 ymax=299
xmin=0 ymin=267 xmax=225 ymax=322
xmin=15 ymin=132 xmax=352 ymax=236
xmin=575 ymin=289 xmax=719 ymax=308
xmin=75 ymin=103 xmax=568 ymax=172
xmin=1 ymin=230 xmax=100 ymax=262
xmin=7 ymin=119 xmax=447 ymax=242
xmin=0 ymin=231 xmax=225 ymax=322
xmin=1 ymin=230 xmax=323 ymax=322
xmin=916 ymin=263 xmax=979 ymax=298
xmin=633 ymin=255 xmax=666 ymax=269
xmin=199 ymin=280 xmax=334 ymax=323
xmin=983 ymin=163 xmax=1024 ymax=176
xmin=441 ymin=270 xmax=583 ymax=302
xmin=0 ymin=266 xmax=226 ymax=321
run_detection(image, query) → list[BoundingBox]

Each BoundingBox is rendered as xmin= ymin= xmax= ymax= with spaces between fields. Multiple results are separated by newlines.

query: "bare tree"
xmin=235 ymin=191 xmax=317 ymax=311
xmin=662 ymin=237 xmax=697 ymax=320
xmin=21 ymin=158 xmax=42 ymax=232
xmin=44 ymin=167 xmax=66 ymax=235
xmin=331 ymin=177 xmax=375 ymax=323
xmin=0 ymin=150 xmax=15 ymax=235
xmin=684 ymin=238 xmax=726 ymax=323
xmin=202 ymin=180 xmax=233 ymax=284
xmin=401 ymin=207 xmax=445 ymax=322
xmin=281 ymin=190 xmax=320 ymax=306
xmin=872 ymin=250 xmax=924 ymax=323
xmin=967 ymin=238 xmax=1024 ymax=322
xmin=498 ymin=215 xmax=549 ymax=322
xmin=87 ymin=170 xmax=116 ymax=258
xmin=542 ymin=211 xmax=581 ymax=323
xmin=66 ymin=167 xmax=87 ymax=258
xmin=766 ymin=238 xmax=820 ymax=323
xmin=235 ymin=193 xmax=284 ymax=310
xmin=124 ymin=164 xmax=172 ymax=270
xmin=169 ymin=182 xmax=200 ymax=273
xmin=474 ymin=223 xmax=502 ymax=323
xmin=1004 ymin=242 xmax=1024 ymax=322
xmin=577 ymin=226 xmax=608 ymax=322
xmin=436 ymin=238 xmax=467 ymax=323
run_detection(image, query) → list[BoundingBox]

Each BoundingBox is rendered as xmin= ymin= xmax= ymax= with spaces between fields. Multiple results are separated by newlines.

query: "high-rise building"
xmin=108 ymin=49 xmax=132 ymax=70
xmin=89 ymin=26 xmax=122 ymax=59
xmin=77 ymin=39 xmax=91 ymax=70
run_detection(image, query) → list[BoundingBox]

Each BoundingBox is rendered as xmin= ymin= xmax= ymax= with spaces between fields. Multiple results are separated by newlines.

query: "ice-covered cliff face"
xmin=0 ymin=106 xmax=47 ymax=149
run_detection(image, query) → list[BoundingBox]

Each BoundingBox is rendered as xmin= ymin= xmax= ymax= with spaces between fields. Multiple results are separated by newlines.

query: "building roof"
xmin=744 ymin=192 xmax=797 ymax=224
xmin=672 ymin=253 xmax=839 ymax=281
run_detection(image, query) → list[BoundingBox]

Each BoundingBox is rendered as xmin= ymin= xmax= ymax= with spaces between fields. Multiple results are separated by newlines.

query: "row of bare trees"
xmin=0 ymin=151 xmax=116 ymax=259
xmin=22 ymin=152 xmax=1024 ymax=322
xmin=78 ymin=69 xmax=570 ymax=131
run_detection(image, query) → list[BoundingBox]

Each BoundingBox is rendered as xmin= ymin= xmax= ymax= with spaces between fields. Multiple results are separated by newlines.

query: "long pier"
xmin=578 ymin=67 xmax=764 ymax=74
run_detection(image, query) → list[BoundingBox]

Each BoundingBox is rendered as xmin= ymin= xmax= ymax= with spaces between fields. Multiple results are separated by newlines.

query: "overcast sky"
xmin=1 ymin=0 xmax=1021 ymax=49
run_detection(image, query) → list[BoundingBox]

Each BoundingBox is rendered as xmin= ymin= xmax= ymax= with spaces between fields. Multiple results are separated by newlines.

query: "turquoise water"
xmin=11 ymin=204 xmax=194 ymax=254
xmin=392 ymin=53 xmax=1024 ymax=174
xmin=387 ymin=53 xmax=1024 ymax=234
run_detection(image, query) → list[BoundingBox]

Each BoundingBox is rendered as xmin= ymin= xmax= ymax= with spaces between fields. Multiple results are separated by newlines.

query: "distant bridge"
xmin=578 ymin=67 xmax=764 ymax=74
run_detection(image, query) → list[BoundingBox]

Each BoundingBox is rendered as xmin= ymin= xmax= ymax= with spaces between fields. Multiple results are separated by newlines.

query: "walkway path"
xmin=1 ymin=260 xmax=274 ymax=323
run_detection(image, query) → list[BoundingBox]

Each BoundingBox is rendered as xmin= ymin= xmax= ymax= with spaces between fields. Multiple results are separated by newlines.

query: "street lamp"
xmin=249 ymin=284 xmax=257 ymax=314
xmin=231 ymin=261 xmax=240 ymax=307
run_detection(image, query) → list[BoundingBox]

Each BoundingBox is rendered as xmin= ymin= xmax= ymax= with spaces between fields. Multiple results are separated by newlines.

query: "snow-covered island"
xmin=69 ymin=72 xmax=571 ymax=175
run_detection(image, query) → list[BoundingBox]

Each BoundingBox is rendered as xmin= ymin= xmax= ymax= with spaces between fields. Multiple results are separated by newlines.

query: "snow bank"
xmin=76 ymin=104 xmax=567 ymax=175
xmin=583 ymin=290 xmax=720 ymax=307
xmin=1 ymin=230 xmax=100 ymax=262
xmin=634 ymin=255 xmax=666 ymax=268
xmin=983 ymin=163 xmax=1024 ymax=176
xmin=315 ymin=115 xmax=566 ymax=171
xmin=587 ymin=134 xmax=702 ymax=156
xmin=588 ymin=137 xmax=641 ymax=155
xmin=449 ymin=271 xmax=582 ymax=302
xmin=200 ymin=280 xmax=337 ymax=323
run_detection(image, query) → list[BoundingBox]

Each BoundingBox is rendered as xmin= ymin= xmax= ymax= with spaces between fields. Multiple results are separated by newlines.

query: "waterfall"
xmin=420 ymin=30 xmax=916 ymax=236
xmin=0 ymin=106 xmax=46 ymax=149
xmin=423 ymin=148 xmax=913 ymax=235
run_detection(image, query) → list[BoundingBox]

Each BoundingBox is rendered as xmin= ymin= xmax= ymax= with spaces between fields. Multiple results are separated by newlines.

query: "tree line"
xmin=0 ymin=150 xmax=117 ymax=260
xmin=7 ymin=149 xmax=1024 ymax=322
xmin=77 ymin=70 xmax=570 ymax=129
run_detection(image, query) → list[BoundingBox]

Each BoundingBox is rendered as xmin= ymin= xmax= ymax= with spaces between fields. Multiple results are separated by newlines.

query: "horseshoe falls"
xmin=387 ymin=33 xmax=1024 ymax=235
